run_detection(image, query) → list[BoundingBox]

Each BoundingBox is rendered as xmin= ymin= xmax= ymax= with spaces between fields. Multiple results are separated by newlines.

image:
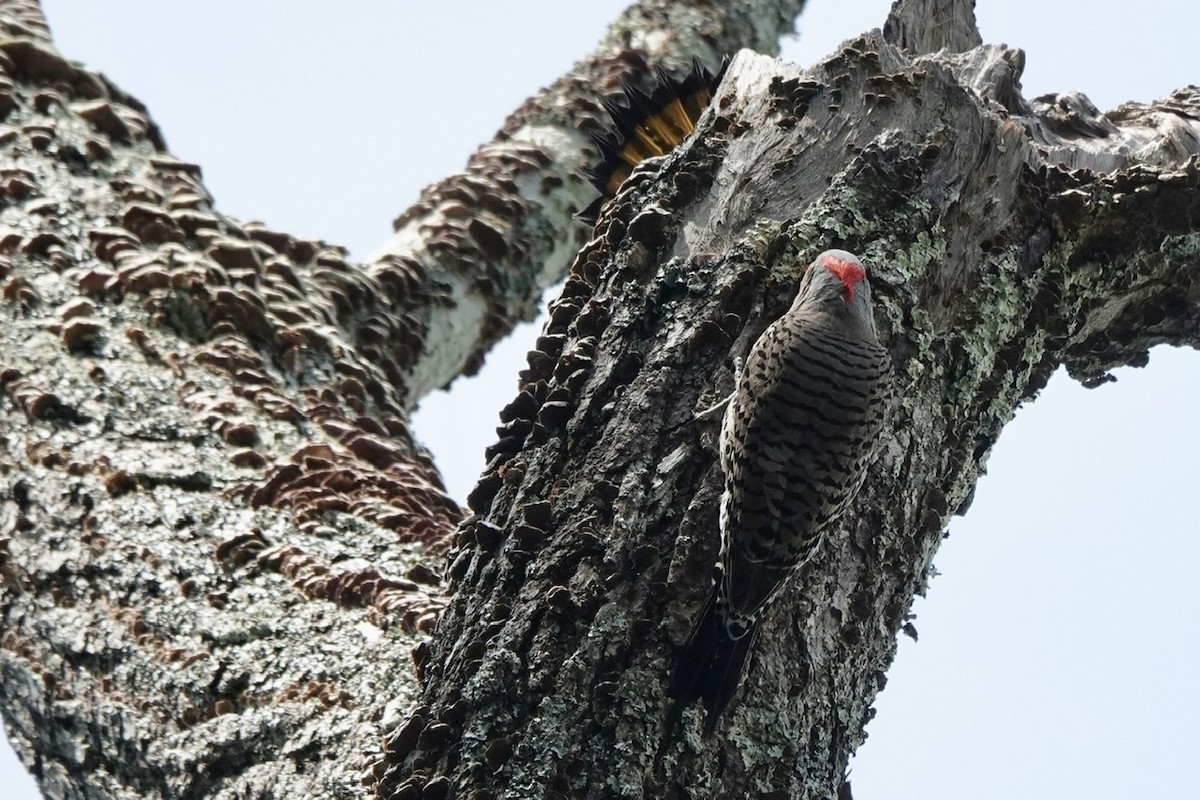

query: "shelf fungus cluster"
xmin=0 ymin=33 xmax=462 ymax=638
xmin=366 ymin=51 xmax=744 ymax=793
xmin=214 ymin=528 xmax=446 ymax=633
xmin=371 ymin=209 xmax=623 ymax=800
xmin=1 ymin=367 xmax=65 ymax=421
xmin=66 ymin=155 xmax=466 ymax=575
xmin=371 ymin=134 xmax=723 ymax=798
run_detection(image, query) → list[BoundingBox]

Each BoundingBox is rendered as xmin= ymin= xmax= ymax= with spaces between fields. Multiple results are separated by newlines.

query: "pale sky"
xmin=5 ymin=2 xmax=1198 ymax=798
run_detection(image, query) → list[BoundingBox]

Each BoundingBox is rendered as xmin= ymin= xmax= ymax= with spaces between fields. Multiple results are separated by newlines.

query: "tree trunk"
xmin=2 ymin=0 xmax=1198 ymax=799
xmin=380 ymin=3 xmax=1200 ymax=799
xmin=0 ymin=1 xmax=822 ymax=797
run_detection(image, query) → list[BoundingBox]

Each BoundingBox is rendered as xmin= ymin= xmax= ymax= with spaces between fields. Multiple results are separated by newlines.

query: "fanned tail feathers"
xmin=580 ymin=57 xmax=728 ymax=223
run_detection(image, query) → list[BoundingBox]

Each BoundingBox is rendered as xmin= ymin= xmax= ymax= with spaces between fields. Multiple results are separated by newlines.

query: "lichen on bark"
xmin=0 ymin=1 xmax=820 ymax=798
xmin=381 ymin=5 xmax=1200 ymax=799
xmin=2 ymin=0 xmax=1199 ymax=798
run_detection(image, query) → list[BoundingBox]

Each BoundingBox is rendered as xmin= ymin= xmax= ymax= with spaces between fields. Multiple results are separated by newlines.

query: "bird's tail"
xmin=670 ymin=592 xmax=758 ymax=733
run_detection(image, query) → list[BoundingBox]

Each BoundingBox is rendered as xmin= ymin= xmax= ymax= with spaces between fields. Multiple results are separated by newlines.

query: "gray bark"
xmin=0 ymin=3 xmax=457 ymax=796
xmin=2 ymin=0 xmax=1198 ymax=798
xmin=366 ymin=0 xmax=811 ymax=405
xmin=386 ymin=2 xmax=1200 ymax=799
xmin=0 ymin=1 xmax=823 ymax=798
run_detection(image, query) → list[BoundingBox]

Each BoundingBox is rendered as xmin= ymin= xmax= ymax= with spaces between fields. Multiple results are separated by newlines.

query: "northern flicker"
xmin=673 ymin=249 xmax=894 ymax=730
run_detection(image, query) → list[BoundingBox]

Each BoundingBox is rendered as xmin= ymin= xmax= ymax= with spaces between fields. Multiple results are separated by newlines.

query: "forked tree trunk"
xmin=1 ymin=0 xmax=1197 ymax=799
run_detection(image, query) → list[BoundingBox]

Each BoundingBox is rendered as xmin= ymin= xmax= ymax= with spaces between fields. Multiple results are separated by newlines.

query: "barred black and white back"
xmin=673 ymin=250 xmax=894 ymax=730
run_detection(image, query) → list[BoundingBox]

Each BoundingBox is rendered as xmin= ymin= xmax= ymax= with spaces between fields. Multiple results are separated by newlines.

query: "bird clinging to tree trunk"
xmin=674 ymin=249 xmax=895 ymax=731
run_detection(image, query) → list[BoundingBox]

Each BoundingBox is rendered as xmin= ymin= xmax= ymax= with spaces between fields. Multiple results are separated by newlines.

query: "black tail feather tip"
xmin=670 ymin=595 xmax=757 ymax=734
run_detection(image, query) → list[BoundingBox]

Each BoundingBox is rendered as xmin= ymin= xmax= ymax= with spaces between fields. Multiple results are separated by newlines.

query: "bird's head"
xmin=792 ymin=249 xmax=877 ymax=332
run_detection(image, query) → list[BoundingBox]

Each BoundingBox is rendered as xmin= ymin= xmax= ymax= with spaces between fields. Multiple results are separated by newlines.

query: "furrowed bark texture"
xmin=0 ymin=0 xmax=826 ymax=797
xmin=389 ymin=5 xmax=1200 ymax=800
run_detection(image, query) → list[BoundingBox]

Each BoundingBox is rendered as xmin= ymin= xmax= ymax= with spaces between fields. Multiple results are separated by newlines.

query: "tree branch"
xmin=366 ymin=0 xmax=812 ymax=405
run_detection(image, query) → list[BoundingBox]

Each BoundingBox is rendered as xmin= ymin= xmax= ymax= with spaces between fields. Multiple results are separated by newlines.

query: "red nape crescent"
xmin=821 ymin=254 xmax=867 ymax=303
